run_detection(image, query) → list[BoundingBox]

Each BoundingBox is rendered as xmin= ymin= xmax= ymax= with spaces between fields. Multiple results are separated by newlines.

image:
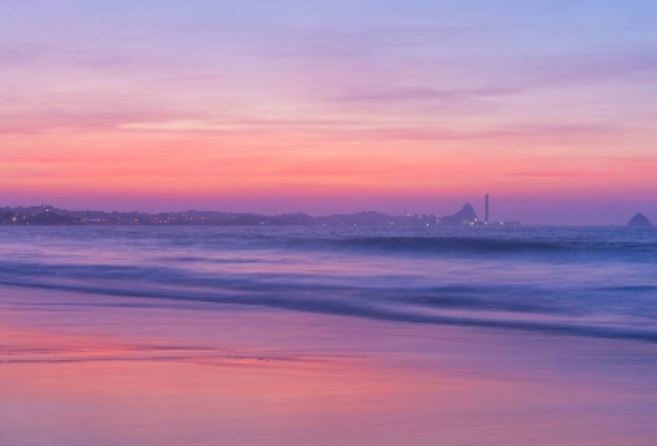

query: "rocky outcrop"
xmin=628 ymin=213 xmax=653 ymax=228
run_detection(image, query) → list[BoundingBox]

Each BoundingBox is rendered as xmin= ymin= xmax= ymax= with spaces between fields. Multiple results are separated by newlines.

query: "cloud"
xmin=0 ymin=45 xmax=37 ymax=65
xmin=505 ymin=170 xmax=601 ymax=178
xmin=0 ymin=42 xmax=164 ymax=73
xmin=316 ymin=122 xmax=617 ymax=143
xmin=118 ymin=116 xmax=361 ymax=133
xmin=332 ymin=86 xmax=519 ymax=104
xmin=533 ymin=50 xmax=657 ymax=86
xmin=103 ymin=114 xmax=618 ymax=147
xmin=260 ymin=24 xmax=485 ymax=58
xmin=328 ymin=50 xmax=657 ymax=106
xmin=0 ymin=108 xmax=193 ymax=134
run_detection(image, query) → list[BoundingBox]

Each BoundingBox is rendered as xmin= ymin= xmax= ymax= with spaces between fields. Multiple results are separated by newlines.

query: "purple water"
xmin=1 ymin=225 xmax=656 ymax=342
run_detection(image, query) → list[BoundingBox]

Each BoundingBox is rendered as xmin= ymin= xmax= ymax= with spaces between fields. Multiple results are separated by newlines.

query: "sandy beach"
xmin=4 ymin=1 xmax=657 ymax=444
xmin=2 ymin=285 xmax=657 ymax=446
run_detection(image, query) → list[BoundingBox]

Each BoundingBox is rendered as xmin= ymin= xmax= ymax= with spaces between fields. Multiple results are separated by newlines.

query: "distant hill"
xmin=628 ymin=213 xmax=653 ymax=228
xmin=439 ymin=203 xmax=478 ymax=225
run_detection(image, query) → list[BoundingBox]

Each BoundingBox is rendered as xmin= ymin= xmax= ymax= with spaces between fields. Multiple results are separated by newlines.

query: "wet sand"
xmin=2 ymin=285 xmax=657 ymax=446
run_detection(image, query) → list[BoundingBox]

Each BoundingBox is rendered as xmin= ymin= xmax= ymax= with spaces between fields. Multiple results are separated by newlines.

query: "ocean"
xmin=1 ymin=225 xmax=656 ymax=342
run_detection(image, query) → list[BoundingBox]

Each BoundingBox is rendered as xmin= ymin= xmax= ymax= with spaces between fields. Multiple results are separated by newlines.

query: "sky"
xmin=1 ymin=0 xmax=656 ymax=224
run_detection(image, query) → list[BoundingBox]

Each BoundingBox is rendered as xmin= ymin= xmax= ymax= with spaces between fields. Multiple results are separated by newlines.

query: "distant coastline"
xmin=1 ymin=205 xmax=435 ymax=227
xmin=0 ymin=204 xmax=519 ymax=227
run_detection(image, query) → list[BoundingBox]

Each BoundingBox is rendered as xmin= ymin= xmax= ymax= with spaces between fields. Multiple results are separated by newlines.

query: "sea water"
xmin=1 ymin=225 xmax=656 ymax=343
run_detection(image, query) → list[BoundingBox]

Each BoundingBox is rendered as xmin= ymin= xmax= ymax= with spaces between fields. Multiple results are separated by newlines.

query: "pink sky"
xmin=1 ymin=1 xmax=657 ymax=224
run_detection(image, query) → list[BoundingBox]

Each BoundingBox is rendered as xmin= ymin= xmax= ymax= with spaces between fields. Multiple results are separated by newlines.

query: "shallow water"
xmin=2 ymin=287 xmax=657 ymax=446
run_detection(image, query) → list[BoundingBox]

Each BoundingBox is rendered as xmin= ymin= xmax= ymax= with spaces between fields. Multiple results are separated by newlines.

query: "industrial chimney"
xmin=484 ymin=194 xmax=490 ymax=224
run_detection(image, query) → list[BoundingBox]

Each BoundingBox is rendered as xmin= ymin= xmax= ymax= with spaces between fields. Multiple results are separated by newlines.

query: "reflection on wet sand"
xmin=2 ymin=286 xmax=657 ymax=446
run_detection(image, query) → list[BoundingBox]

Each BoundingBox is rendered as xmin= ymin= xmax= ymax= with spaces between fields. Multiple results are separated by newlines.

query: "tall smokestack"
xmin=485 ymin=194 xmax=490 ymax=223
